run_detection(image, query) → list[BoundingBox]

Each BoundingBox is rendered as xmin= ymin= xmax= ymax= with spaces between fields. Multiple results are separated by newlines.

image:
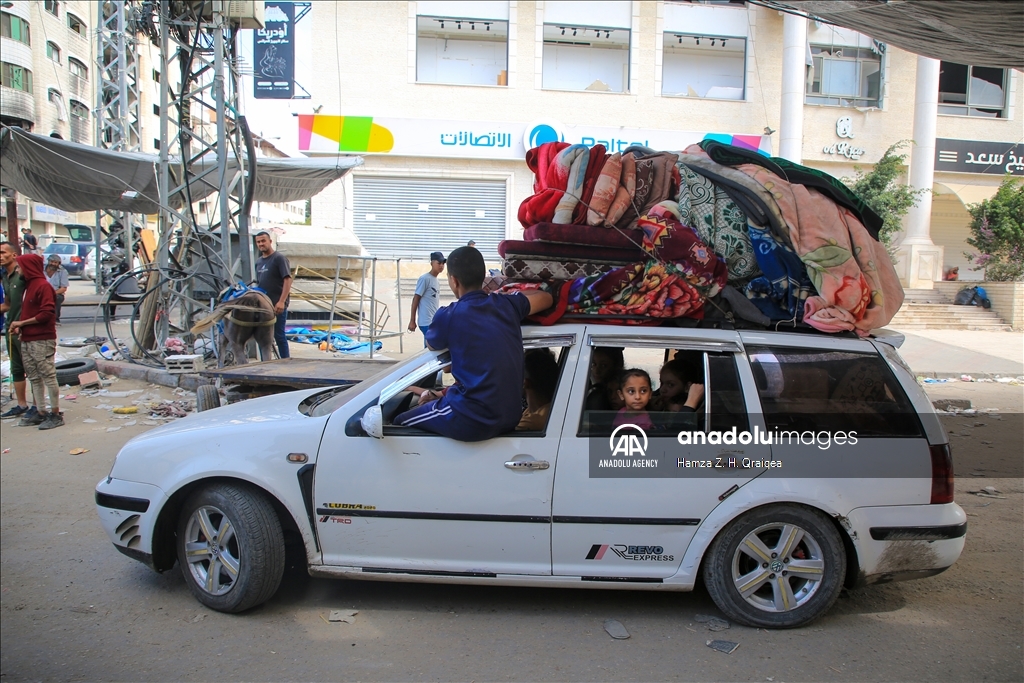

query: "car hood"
xmin=125 ymin=386 xmax=324 ymax=445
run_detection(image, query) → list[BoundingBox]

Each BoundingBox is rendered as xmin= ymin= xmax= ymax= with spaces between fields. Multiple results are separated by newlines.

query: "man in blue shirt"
xmin=395 ymin=246 xmax=552 ymax=441
xmin=407 ymin=251 xmax=445 ymax=347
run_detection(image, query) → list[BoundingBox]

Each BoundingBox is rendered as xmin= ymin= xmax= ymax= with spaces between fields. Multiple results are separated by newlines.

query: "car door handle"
xmin=505 ymin=459 xmax=550 ymax=471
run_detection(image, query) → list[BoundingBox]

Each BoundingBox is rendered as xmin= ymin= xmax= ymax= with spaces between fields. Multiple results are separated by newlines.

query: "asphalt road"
xmin=0 ymin=378 xmax=1021 ymax=682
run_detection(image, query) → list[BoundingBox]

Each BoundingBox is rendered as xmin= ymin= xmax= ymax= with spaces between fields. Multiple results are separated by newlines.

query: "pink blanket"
xmin=737 ymin=164 xmax=904 ymax=335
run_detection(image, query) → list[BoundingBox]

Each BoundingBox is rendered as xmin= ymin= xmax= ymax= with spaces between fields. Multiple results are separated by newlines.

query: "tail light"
xmin=71 ymin=256 xmax=82 ymax=263
xmin=930 ymin=443 xmax=954 ymax=504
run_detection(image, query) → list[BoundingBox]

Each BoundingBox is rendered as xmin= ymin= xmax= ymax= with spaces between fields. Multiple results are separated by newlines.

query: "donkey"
xmin=192 ymin=288 xmax=278 ymax=366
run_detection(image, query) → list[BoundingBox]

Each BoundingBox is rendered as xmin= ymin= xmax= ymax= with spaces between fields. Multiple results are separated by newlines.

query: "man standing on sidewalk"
xmin=407 ymin=251 xmax=445 ymax=346
xmin=254 ymin=231 xmax=292 ymax=359
xmin=0 ymin=242 xmax=31 ymax=420
xmin=8 ymin=254 xmax=62 ymax=430
xmin=45 ymin=254 xmax=69 ymax=324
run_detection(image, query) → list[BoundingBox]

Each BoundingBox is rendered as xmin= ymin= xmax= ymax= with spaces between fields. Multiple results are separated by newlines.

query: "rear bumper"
xmin=846 ymin=503 xmax=966 ymax=586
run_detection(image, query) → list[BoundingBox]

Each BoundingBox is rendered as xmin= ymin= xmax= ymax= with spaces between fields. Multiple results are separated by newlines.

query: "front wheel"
xmin=176 ymin=483 xmax=285 ymax=613
xmin=702 ymin=505 xmax=846 ymax=629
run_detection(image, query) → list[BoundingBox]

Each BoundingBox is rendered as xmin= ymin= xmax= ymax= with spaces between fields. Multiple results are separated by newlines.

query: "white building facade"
xmin=296 ymin=1 xmax=1022 ymax=287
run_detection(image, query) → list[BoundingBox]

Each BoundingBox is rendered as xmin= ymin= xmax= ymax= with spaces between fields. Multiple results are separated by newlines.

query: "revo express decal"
xmin=586 ymin=544 xmax=675 ymax=562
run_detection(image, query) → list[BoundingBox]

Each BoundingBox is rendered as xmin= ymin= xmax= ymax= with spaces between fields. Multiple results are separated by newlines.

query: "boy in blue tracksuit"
xmin=395 ymin=246 xmax=552 ymax=441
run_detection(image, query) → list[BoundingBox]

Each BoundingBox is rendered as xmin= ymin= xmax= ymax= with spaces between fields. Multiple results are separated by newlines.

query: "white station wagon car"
xmin=95 ymin=325 xmax=966 ymax=628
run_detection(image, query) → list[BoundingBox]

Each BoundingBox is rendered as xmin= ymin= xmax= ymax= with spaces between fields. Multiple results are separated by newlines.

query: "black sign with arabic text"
xmin=935 ymin=138 xmax=1024 ymax=176
xmin=253 ymin=2 xmax=294 ymax=99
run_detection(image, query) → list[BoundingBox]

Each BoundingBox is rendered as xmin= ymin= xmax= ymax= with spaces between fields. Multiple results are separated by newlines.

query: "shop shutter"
xmin=352 ymin=176 xmax=507 ymax=259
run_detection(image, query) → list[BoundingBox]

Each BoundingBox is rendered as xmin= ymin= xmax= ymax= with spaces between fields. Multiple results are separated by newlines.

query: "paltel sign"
xmin=823 ymin=116 xmax=866 ymax=160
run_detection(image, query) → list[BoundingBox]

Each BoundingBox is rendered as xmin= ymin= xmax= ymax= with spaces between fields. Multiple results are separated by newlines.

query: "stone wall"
xmin=935 ymin=281 xmax=1024 ymax=330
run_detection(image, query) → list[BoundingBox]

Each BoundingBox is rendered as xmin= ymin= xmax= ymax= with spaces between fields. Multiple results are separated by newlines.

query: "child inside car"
xmin=653 ymin=358 xmax=705 ymax=413
xmin=613 ymin=368 xmax=655 ymax=430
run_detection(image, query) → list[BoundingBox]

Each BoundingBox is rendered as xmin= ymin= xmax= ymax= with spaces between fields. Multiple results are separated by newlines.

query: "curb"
xmin=94 ymin=359 xmax=204 ymax=392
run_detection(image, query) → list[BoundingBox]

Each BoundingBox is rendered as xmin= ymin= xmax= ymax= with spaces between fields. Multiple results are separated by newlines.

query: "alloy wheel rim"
xmin=184 ymin=505 xmax=240 ymax=596
xmin=731 ymin=522 xmax=825 ymax=613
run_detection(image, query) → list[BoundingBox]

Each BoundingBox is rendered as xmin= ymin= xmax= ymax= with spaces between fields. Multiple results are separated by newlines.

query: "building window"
xmin=938 ymin=62 xmax=1007 ymax=118
xmin=48 ymin=88 xmax=67 ymax=120
xmin=45 ymin=0 xmax=59 ymax=16
xmin=66 ymin=12 xmax=84 ymax=36
xmin=0 ymin=61 xmax=32 ymax=92
xmin=663 ymin=33 xmax=745 ymax=99
xmin=70 ymin=99 xmax=89 ymax=120
xmin=68 ymin=56 xmax=87 ymax=79
xmin=46 ymin=40 xmax=61 ymax=63
xmin=806 ymin=45 xmax=882 ymax=108
xmin=542 ymin=24 xmax=630 ymax=93
xmin=416 ymin=15 xmax=509 ymax=86
xmin=152 ymin=69 xmax=160 ymax=82
xmin=1 ymin=11 xmax=31 ymax=45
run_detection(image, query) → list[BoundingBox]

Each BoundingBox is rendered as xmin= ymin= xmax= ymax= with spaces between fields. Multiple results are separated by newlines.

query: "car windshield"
xmin=45 ymin=244 xmax=77 ymax=254
xmin=307 ymin=350 xmax=435 ymax=417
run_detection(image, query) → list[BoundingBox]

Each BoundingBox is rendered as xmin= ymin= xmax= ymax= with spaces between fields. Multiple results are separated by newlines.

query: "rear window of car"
xmin=746 ymin=346 xmax=923 ymax=437
xmin=45 ymin=244 xmax=77 ymax=254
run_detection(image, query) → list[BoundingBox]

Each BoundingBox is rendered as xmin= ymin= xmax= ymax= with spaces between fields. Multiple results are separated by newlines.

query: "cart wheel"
xmin=197 ymin=385 xmax=221 ymax=412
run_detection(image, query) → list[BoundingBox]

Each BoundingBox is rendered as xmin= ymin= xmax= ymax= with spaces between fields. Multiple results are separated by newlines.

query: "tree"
xmin=964 ymin=176 xmax=1024 ymax=281
xmin=843 ymin=141 xmax=927 ymax=257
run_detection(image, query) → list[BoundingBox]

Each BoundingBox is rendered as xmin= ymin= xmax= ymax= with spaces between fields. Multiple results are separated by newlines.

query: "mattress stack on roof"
xmin=500 ymin=140 xmax=904 ymax=335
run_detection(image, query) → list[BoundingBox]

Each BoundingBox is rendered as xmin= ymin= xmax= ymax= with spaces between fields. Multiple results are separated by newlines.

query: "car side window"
xmin=746 ymin=346 xmax=923 ymax=437
xmin=578 ymin=345 xmax=749 ymax=437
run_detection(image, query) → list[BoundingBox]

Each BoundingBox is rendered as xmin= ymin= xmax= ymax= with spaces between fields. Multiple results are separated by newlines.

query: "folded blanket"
xmin=552 ymin=145 xmax=591 ymax=224
xmin=615 ymin=155 xmax=656 ymax=230
xmin=607 ymin=153 xmax=637 ymax=226
xmin=638 ymin=203 xmax=729 ymax=297
xmin=566 ymin=260 xmax=708 ymax=320
xmin=744 ymin=223 xmax=812 ymax=321
xmin=737 ymin=164 xmax=902 ymax=335
xmin=499 ymin=239 xmax=642 ymax=263
xmin=574 ymin=144 xmax=607 ymax=224
xmin=587 ymin=152 xmax=621 ymax=226
xmin=524 ymin=222 xmax=641 ymax=250
xmin=525 ymin=141 xmax=570 ymax=194
xmin=674 ymin=164 xmax=759 ymax=281
xmin=698 ymin=139 xmax=883 ymax=240
xmin=502 ymin=257 xmax=620 ymax=281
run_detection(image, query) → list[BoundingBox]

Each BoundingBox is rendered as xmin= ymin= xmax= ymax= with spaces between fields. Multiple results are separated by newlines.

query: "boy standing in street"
xmin=254 ymin=231 xmax=292 ymax=359
xmin=407 ymin=251 xmax=445 ymax=346
xmin=0 ymin=242 xmax=31 ymax=420
xmin=395 ymin=246 xmax=552 ymax=441
xmin=9 ymin=254 xmax=62 ymax=429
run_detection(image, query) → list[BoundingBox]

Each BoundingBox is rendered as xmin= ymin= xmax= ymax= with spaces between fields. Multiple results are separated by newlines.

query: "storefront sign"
xmin=253 ymin=2 xmax=295 ymax=99
xmin=298 ymin=115 xmax=772 ymax=159
xmin=935 ymin=138 xmax=1024 ymax=175
xmin=32 ymin=203 xmax=73 ymax=223
xmin=823 ymin=116 xmax=865 ymax=159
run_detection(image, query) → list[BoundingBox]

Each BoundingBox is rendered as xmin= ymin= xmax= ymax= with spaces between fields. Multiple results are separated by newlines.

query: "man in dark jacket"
xmin=0 ymin=242 xmax=30 ymax=419
xmin=9 ymin=254 xmax=62 ymax=429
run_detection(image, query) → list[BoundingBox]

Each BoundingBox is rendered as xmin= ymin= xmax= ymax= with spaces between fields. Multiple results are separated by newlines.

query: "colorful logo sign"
xmin=298 ymin=115 xmax=395 ymax=153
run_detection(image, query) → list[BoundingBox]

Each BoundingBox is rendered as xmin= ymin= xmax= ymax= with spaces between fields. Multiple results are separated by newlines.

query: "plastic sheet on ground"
xmin=286 ymin=327 xmax=383 ymax=354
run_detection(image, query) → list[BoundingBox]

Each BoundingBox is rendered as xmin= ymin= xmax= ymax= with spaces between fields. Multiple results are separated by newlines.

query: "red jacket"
xmin=15 ymin=254 xmax=56 ymax=342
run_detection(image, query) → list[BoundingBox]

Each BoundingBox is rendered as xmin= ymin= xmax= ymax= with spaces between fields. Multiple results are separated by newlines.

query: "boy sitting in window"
xmin=395 ymin=246 xmax=552 ymax=441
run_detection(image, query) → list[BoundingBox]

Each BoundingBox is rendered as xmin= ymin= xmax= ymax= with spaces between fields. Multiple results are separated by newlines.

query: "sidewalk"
xmin=888 ymin=327 xmax=1023 ymax=378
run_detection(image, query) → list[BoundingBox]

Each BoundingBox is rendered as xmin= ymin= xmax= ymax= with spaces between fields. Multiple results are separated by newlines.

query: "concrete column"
xmin=778 ymin=13 xmax=807 ymax=162
xmin=895 ymin=56 xmax=943 ymax=289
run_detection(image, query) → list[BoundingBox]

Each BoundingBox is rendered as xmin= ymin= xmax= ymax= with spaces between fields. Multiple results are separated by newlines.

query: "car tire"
xmin=702 ymin=504 xmax=846 ymax=629
xmin=176 ymin=483 xmax=285 ymax=613
xmin=55 ymin=358 xmax=98 ymax=386
xmin=196 ymin=385 xmax=221 ymax=412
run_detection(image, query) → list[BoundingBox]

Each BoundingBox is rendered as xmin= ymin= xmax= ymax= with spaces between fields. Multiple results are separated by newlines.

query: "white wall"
xmin=417 ymin=36 xmax=507 ymax=85
xmin=663 ymin=43 xmax=745 ymax=99
xmin=542 ymin=43 xmax=628 ymax=92
xmin=544 ymin=0 xmax=630 ymax=28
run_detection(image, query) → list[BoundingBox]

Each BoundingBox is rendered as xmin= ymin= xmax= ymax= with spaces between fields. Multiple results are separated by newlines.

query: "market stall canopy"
xmin=751 ymin=1 xmax=1024 ymax=70
xmin=0 ymin=126 xmax=363 ymax=215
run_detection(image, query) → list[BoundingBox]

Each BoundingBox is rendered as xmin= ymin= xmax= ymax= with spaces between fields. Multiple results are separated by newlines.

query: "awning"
xmin=933 ymin=182 xmax=1001 ymax=207
xmin=0 ymin=127 xmax=362 ymax=215
xmin=751 ymin=1 xmax=1024 ymax=70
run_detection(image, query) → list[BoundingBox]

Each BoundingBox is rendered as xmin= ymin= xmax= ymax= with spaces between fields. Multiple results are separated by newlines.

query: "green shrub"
xmin=964 ymin=176 xmax=1024 ymax=282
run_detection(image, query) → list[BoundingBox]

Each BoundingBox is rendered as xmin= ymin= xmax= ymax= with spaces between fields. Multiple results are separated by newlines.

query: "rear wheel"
xmin=703 ymin=505 xmax=846 ymax=629
xmin=196 ymin=385 xmax=221 ymax=412
xmin=176 ymin=483 xmax=285 ymax=613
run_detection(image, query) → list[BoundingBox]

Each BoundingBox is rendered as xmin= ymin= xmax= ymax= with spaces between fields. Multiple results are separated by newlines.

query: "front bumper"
xmin=95 ymin=477 xmax=167 ymax=570
xmin=846 ymin=502 xmax=967 ymax=585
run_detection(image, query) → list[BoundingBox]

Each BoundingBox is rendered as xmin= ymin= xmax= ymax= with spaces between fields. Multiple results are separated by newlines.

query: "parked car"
xmin=95 ymin=325 xmax=964 ymax=627
xmin=43 ymin=242 xmax=85 ymax=275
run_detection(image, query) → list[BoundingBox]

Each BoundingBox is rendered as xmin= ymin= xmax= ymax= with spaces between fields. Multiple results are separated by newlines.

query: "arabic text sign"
xmin=935 ymin=138 xmax=1024 ymax=176
xmin=254 ymin=2 xmax=294 ymax=99
xmin=298 ymin=115 xmax=773 ymax=159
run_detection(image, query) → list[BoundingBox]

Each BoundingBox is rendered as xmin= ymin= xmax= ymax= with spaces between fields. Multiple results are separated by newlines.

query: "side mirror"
xmin=361 ymin=404 xmax=384 ymax=439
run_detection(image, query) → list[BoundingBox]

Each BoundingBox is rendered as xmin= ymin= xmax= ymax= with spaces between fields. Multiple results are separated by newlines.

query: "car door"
xmin=314 ymin=332 xmax=581 ymax=576
xmin=551 ymin=327 xmax=772 ymax=579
